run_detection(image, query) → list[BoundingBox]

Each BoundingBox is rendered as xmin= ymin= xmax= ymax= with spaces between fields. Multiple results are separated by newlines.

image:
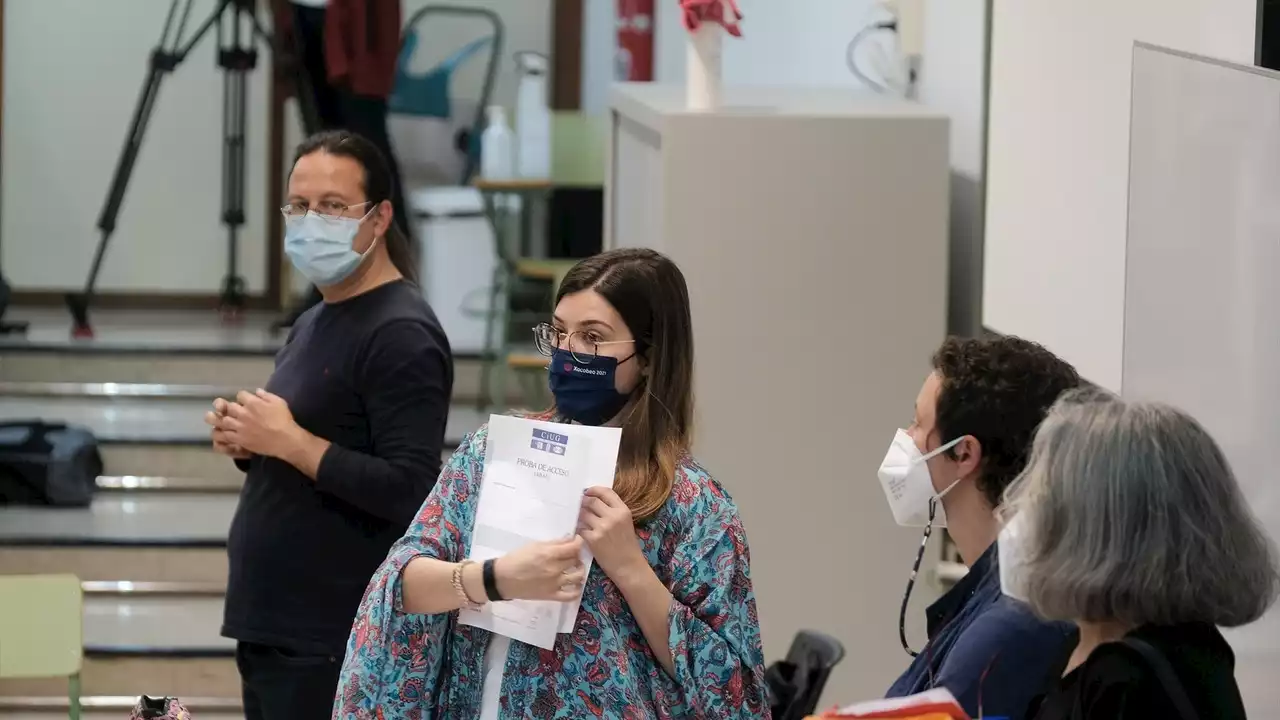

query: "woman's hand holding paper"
xmin=495 ymin=536 xmax=586 ymax=602
xmin=580 ymin=487 xmax=647 ymax=585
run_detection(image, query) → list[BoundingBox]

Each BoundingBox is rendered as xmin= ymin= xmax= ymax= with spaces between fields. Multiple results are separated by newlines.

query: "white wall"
xmin=654 ymin=0 xmax=881 ymax=87
xmin=652 ymin=0 xmax=991 ymax=336
xmin=920 ymin=0 xmax=987 ymax=179
xmin=983 ymin=0 xmax=1256 ymax=389
xmin=1 ymin=0 xmax=272 ymax=294
xmin=918 ymin=0 xmax=989 ymax=336
xmin=580 ymin=0 xmax=618 ymax=114
xmin=0 ymin=1 xmax=549 ymax=297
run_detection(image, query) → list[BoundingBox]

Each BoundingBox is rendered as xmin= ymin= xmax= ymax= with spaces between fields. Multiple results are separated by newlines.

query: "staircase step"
xmin=100 ymin=445 xmax=248 ymax=490
xmin=84 ymin=594 xmax=232 ymax=656
xmin=0 ymin=700 xmax=242 ymax=720
xmin=0 ymin=656 xmax=240 ymax=698
xmin=0 ymin=397 xmax=487 ymax=446
xmin=95 ymin=475 xmax=244 ymax=494
xmin=0 ymin=382 xmax=237 ymax=400
xmin=94 ymin=448 xmax=453 ymax=496
xmin=0 ymin=548 xmax=227 ymax=584
xmin=81 ymin=581 xmax=224 ymax=595
xmin=0 ymin=355 xmax=522 ymax=405
xmin=0 ymin=493 xmax=235 ymax=547
xmin=0 ymin=352 xmax=274 ymax=388
xmin=1 ymin=706 xmax=240 ymax=720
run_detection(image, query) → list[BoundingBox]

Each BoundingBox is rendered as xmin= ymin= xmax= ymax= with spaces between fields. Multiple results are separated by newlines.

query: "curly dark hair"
xmin=932 ymin=335 xmax=1082 ymax=508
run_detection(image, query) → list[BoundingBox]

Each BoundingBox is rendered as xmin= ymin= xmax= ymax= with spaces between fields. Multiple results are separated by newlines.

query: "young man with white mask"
xmin=879 ymin=336 xmax=1081 ymax=720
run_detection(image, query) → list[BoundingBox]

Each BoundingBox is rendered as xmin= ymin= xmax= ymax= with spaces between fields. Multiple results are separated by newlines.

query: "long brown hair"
xmin=552 ymin=249 xmax=695 ymax=521
xmin=291 ymin=130 xmax=418 ymax=284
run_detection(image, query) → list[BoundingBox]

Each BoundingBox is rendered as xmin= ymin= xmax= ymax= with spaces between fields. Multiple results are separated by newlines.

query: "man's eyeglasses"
xmin=280 ymin=200 xmax=373 ymax=224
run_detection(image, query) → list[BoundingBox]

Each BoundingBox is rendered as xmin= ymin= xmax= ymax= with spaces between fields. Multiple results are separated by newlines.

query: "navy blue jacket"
xmin=886 ymin=543 xmax=1074 ymax=720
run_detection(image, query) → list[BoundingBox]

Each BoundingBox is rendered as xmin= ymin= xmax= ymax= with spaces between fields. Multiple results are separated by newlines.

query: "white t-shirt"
xmin=478 ymin=635 xmax=513 ymax=719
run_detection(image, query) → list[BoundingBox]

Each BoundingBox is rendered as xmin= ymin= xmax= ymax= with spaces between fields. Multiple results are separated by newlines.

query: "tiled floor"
xmin=0 ymin=397 xmax=488 ymax=444
xmin=84 ymin=594 xmax=232 ymax=652
xmin=0 ymin=494 xmax=236 ymax=545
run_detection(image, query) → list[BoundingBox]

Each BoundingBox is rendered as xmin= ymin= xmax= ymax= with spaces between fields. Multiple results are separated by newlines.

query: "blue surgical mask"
xmin=548 ymin=348 xmax=636 ymax=426
xmin=284 ymin=210 xmax=376 ymax=286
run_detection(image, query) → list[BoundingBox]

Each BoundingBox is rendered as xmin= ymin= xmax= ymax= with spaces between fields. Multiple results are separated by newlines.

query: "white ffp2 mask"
xmin=876 ymin=429 xmax=964 ymax=527
xmin=997 ymin=511 xmax=1031 ymax=602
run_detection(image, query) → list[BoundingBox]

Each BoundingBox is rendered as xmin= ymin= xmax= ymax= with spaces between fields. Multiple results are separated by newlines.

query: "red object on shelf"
xmin=680 ymin=0 xmax=743 ymax=37
xmin=617 ymin=0 xmax=655 ymax=81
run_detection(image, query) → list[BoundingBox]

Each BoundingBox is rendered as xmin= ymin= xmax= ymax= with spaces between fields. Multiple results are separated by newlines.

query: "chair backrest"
xmin=0 ymin=574 xmax=83 ymax=679
xmin=390 ymin=33 xmax=494 ymax=120
xmin=766 ymin=629 xmax=846 ymax=720
xmin=391 ymin=4 xmax=504 ymax=184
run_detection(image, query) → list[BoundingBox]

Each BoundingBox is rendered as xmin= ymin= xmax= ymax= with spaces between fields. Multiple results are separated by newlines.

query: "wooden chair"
xmin=0 ymin=574 xmax=83 ymax=719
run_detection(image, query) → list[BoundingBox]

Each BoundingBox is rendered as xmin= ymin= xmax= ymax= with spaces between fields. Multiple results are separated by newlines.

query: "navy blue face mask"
xmin=548 ymin=348 xmax=637 ymax=426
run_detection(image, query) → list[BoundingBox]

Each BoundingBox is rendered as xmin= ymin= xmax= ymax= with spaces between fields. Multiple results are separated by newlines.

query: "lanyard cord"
xmin=898 ymin=497 xmax=938 ymax=657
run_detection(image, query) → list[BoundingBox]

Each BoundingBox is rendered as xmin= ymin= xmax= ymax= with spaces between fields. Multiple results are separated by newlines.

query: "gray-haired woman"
xmin=998 ymin=388 xmax=1279 ymax=720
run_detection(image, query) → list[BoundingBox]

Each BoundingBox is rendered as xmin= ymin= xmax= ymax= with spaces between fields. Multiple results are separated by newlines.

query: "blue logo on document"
xmin=530 ymin=428 xmax=569 ymax=456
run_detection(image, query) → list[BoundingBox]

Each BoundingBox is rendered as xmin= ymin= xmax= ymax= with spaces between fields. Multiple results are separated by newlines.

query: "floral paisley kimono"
xmin=334 ymin=425 xmax=771 ymax=719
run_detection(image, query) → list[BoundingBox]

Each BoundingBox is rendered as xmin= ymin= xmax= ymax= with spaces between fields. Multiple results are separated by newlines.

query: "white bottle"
xmin=480 ymin=105 xmax=515 ymax=180
xmin=514 ymin=51 xmax=552 ymax=179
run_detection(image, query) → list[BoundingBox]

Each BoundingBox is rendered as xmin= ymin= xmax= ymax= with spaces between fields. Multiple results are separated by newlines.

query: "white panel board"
xmin=983 ymin=0 xmax=1255 ymax=389
xmin=1124 ymin=42 xmax=1280 ymax=718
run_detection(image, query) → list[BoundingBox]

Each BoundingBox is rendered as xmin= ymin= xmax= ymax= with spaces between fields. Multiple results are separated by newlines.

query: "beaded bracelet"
xmin=452 ymin=560 xmax=485 ymax=610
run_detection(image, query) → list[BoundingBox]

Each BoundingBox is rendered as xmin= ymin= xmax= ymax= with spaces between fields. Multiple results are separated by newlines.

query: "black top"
xmin=1031 ymin=623 xmax=1246 ymax=720
xmin=887 ymin=544 xmax=1074 ymax=720
xmin=222 ymin=280 xmax=453 ymax=655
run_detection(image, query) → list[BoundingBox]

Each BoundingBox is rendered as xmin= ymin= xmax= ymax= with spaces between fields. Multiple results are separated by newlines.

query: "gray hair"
xmin=1001 ymin=387 xmax=1280 ymax=627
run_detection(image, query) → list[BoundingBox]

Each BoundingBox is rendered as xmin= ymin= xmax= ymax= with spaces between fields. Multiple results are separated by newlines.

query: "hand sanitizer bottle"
xmin=514 ymin=51 xmax=552 ymax=179
xmin=480 ymin=105 xmax=515 ymax=180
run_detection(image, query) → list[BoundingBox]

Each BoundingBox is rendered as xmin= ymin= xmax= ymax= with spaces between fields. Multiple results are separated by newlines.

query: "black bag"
xmin=0 ymin=420 xmax=103 ymax=506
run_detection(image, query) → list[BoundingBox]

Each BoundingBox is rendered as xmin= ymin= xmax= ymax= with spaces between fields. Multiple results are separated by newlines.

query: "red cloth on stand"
xmin=679 ymin=0 xmax=743 ymax=37
xmin=272 ymin=0 xmax=402 ymax=100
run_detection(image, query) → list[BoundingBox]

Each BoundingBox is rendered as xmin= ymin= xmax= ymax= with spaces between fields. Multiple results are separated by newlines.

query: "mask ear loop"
xmin=898 ymin=495 xmax=939 ymax=657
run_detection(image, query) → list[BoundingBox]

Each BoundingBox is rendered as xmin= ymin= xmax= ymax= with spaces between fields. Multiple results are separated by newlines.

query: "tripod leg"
xmin=219 ymin=66 xmax=249 ymax=317
xmin=67 ymin=57 xmax=174 ymax=335
xmin=217 ymin=9 xmax=252 ymax=319
xmin=69 ymin=0 xmax=213 ymax=335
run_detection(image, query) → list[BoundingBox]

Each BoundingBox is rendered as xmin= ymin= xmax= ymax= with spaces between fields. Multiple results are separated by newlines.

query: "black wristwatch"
xmin=482 ymin=558 xmax=504 ymax=602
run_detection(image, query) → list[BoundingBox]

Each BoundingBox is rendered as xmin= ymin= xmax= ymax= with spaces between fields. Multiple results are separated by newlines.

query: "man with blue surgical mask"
xmin=878 ymin=336 xmax=1081 ymax=720
xmin=210 ymin=130 xmax=452 ymax=720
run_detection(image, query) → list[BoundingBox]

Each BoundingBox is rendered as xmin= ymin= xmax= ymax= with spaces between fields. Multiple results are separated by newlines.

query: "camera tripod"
xmin=67 ymin=0 xmax=270 ymax=336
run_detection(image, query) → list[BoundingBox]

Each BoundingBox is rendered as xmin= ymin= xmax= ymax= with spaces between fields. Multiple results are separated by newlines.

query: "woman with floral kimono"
xmin=334 ymin=248 xmax=769 ymax=719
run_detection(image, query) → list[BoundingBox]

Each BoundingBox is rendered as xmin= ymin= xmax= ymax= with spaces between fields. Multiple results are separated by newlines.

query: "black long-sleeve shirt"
xmin=222 ymin=280 xmax=453 ymax=655
xmin=1031 ymin=623 xmax=1247 ymax=720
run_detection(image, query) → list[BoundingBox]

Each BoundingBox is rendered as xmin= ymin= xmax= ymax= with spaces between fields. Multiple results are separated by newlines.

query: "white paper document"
xmin=459 ymin=415 xmax=622 ymax=649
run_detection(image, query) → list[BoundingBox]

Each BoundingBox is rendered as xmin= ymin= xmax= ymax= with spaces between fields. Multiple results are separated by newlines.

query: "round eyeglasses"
xmin=280 ymin=200 xmax=373 ymax=224
xmin=533 ymin=322 xmax=635 ymax=364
